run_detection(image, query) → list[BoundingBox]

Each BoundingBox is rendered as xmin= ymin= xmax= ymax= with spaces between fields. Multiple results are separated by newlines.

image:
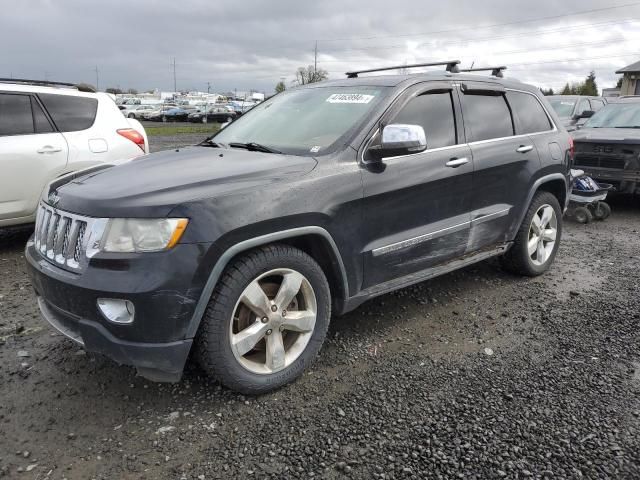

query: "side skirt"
xmin=339 ymin=243 xmax=511 ymax=314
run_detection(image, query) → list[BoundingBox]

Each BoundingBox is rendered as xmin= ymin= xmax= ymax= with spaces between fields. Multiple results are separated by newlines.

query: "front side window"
xmin=462 ymin=93 xmax=514 ymax=142
xmin=590 ymin=99 xmax=605 ymax=111
xmin=576 ymin=98 xmax=590 ymax=116
xmin=506 ymin=91 xmax=552 ymax=134
xmin=392 ymin=92 xmax=457 ymax=149
xmin=39 ymin=93 xmax=98 ymax=132
xmin=212 ymin=86 xmax=390 ymax=156
xmin=0 ymin=93 xmax=34 ymax=136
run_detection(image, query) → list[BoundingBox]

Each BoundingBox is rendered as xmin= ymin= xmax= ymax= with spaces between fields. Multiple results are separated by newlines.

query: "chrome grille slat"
xmin=33 ymin=203 xmax=95 ymax=272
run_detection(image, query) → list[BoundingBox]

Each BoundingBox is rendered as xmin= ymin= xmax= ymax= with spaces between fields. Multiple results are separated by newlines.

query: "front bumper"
xmin=25 ymin=238 xmax=213 ymax=382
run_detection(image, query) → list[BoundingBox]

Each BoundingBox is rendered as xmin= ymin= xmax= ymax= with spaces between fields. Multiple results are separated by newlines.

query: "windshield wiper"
xmin=199 ymin=138 xmax=223 ymax=147
xmin=229 ymin=142 xmax=282 ymax=154
xmin=614 ymin=126 xmax=640 ymax=129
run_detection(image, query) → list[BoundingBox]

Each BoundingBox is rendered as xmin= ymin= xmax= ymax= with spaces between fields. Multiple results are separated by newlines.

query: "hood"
xmin=54 ymin=146 xmax=317 ymax=217
xmin=572 ymin=127 xmax=640 ymax=144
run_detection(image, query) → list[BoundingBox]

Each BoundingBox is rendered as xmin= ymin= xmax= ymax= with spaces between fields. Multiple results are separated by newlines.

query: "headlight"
xmin=102 ymin=218 xmax=188 ymax=253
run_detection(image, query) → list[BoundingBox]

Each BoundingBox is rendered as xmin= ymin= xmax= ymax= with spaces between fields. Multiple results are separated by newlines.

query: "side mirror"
xmin=369 ymin=124 xmax=427 ymax=160
xmin=575 ymin=110 xmax=595 ymax=120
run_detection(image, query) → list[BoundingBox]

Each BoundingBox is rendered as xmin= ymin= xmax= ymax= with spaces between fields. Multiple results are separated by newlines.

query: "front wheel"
xmin=196 ymin=244 xmax=331 ymax=394
xmin=501 ymin=191 xmax=562 ymax=276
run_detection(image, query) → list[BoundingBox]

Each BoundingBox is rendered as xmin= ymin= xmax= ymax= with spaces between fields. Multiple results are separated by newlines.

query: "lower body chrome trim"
xmin=371 ymin=221 xmax=469 ymax=257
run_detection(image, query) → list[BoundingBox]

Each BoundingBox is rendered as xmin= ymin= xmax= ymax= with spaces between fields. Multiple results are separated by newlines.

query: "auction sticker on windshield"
xmin=326 ymin=93 xmax=375 ymax=104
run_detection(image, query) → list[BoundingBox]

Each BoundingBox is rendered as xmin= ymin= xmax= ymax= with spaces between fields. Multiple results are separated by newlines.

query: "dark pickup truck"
xmin=25 ymin=61 xmax=571 ymax=394
xmin=572 ymin=97 xmax=640 ymax=195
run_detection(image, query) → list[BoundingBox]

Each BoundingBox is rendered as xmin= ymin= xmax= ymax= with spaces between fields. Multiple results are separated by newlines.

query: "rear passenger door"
xmin=0 ymin=93 xmax=68 ymax=222
xmin=460 ymin=83 xmax=542 ymax=251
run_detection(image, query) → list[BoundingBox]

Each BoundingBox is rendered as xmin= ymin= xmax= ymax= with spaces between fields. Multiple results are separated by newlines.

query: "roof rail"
xmin=458 ymin=66 xmax=507 ymax=78
xmin=0 ymin=78 xmax=79 ymax=89
xmin=346 ymin=60 xmax=461 ymax=78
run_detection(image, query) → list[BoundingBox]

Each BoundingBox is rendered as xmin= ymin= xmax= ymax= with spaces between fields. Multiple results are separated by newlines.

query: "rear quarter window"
xmin=506 ymin=91 xmax=552 ymax=134
xmin=38 ymin=93 xmax=98 ymax=132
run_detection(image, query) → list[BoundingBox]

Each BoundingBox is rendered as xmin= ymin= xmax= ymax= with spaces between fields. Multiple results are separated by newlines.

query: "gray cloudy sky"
xmin=1 ymin=0 xmax=639 ymax=94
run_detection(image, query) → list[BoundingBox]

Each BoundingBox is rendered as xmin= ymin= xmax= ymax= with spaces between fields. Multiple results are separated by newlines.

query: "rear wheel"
xmin=196 ymin=244 xmax=331 ymax=394
xmin=128 ymin=113 xmax=136 ymax=119
xmin=573 ymin=206 xmax=593 ymax=224
xmin=593 ymin=201 xmax=611 ymax=220
xmin=501 ymin=191 xmax=562 ymax=276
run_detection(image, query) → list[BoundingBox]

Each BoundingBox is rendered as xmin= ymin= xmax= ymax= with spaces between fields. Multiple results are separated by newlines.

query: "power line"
xmin=315 ymin=1 xmax=640 ymax=43
xmin=317 ymin=18 xmax=640 ymax=55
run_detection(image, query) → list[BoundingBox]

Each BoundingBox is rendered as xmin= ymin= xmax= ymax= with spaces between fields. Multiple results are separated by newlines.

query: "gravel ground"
xmin=1 ymin=137 xmax=639 ymax=478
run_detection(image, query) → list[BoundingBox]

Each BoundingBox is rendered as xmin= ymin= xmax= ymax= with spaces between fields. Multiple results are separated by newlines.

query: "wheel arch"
xmin=513 ymin=173 xmax=568 ymax=237
xmin=185 ymin=226 xmax=349 ymax=338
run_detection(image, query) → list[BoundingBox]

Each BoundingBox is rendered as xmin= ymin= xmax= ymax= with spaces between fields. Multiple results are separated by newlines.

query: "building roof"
xmin=616 ymin=60 xmax=640 ymax=74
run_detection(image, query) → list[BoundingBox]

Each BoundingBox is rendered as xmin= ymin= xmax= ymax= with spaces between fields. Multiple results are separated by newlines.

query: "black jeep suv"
xmin=26 ymin=62 xmax=571 ymax=394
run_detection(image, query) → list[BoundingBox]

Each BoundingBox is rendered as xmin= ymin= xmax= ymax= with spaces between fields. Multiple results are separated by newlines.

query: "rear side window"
xmin=506 ymin=91 xmax=552 ymax=134
xmin=462 ymin=93 xmax=514 ymax=142
xmin=0 ymin=93 xmax=34 ymax=136
xmin=392 ymin=92 xmax=457 ymax=149
xmin=39 ymin=93 xmax=98 ymax=132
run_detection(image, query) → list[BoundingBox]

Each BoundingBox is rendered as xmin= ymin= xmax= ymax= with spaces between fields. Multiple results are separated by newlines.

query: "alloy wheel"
xmin=528 ymin=204 xmax=557 ymax=266
xmin=229 ymin=268 xmax=317 ymax=374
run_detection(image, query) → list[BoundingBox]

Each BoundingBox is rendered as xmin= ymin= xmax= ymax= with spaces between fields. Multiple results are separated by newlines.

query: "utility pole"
xmin=172 ymin=57 xmax=177 ymax=93
xmin=313 ymin=40 xmax=318 ymax=76
xmin=207 ymin=82 xmax=211 ymax=94
xmin=95 ymin=66 xmax=99 ymax=91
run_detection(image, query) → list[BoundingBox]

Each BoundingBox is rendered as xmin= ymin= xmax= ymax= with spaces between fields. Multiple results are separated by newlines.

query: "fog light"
xmin=97 ymin=298 xmax=135 ymax=324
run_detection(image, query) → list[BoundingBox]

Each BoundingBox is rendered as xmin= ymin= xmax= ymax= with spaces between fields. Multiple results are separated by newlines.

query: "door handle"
xmin=37 ymin=146 xmax=63 ymax=154
xmin=516 ymin=145 xmax=534 ymax=153
xmin=445 ymin=157 xmax=469 ymax=168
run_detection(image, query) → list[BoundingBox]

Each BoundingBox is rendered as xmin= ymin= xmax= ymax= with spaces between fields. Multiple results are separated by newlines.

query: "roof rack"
xmin=0 ymin=78 xmax=79 ymax=89
xmin=458 ymin=66 xmax=507 ymax=78
xmin=346 ymin=60 xmax=461 ymax=78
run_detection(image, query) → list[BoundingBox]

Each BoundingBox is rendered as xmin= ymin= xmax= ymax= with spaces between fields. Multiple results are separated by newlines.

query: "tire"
xmin=574 ymin=206 xmax=593 ymax=224
xmin=128 ymin=113 xmax=135 ymax=119
xmin=593 ymin=201 xmax=611 ymax=220
xmin=196 ymin=244 xmax=331 ymax=394
xmin=501 ymin=191 xmax=562 ymax=276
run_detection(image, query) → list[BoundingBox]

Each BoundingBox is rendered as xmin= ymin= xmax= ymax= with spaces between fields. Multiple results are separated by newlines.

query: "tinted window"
xmin=506 ymin=91 xmax=552 ymax=134
xmin=39 ymin=93 xmax=98 ymax=131
xmin=0 ymin=93 xmax=34 ymax=136
xmin=392 ymin=92 xmax=457 ymax=149
xmin=31 ymin=98 xmax=54 ymax=133
xmin=462 ymin=93 xmax=514 ymax=142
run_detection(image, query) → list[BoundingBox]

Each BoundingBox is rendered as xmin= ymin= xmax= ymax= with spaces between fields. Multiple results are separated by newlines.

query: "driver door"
xmin=359 ymin=83 xmax=473 ymax=288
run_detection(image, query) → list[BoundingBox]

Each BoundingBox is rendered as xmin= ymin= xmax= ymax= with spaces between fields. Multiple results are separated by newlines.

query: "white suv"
xmin=0 ymin=80 xmax=149 ymax=228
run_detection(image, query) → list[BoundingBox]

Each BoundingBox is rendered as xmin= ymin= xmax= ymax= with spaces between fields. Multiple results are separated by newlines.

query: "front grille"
xmin=574 ymin=154 xmax=626 ymax=171
xmin=34 ymin=203 xmax=91 ymax=271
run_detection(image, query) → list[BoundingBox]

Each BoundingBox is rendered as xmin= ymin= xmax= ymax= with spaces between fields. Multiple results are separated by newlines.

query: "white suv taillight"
xmin=117 ymin=128 xmax=146 ymax=152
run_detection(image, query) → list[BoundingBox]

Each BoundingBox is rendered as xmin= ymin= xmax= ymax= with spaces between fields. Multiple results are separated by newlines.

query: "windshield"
xmin=584 ymin=103 xmax=640 ymax=128
xmin=211 ymin=86 xmax=390 ymax=156
xmin=548 ymin=98 xmax=576 ymax=118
